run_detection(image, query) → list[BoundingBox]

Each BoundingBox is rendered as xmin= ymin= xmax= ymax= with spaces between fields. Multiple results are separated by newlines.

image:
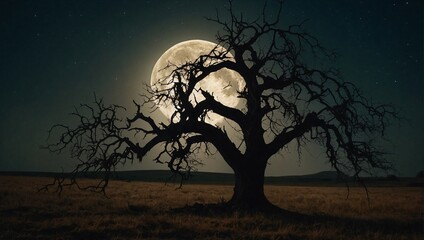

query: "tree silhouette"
xmin=45 ymin=3 xmax=397 ymax=210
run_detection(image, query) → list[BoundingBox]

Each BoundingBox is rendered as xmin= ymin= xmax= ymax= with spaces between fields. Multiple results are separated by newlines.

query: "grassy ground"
xmin=0 ymin=176 xmax=422 ymax=239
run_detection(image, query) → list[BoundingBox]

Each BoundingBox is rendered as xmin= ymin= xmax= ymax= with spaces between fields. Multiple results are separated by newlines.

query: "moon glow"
xmin=150 ymin=39 xmax=244 ymax=124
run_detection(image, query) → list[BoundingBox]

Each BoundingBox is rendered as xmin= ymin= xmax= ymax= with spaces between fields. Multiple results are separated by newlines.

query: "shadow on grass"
xmin=127 ymin=203 xmax=151 ymax=214
xmin=72 ymin=230 xmax=110 ymax=240
xmin=172 ymin=202 xmax=423 ymax=236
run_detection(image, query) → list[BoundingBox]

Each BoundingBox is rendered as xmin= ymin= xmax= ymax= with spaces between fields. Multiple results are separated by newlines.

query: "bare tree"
xmin=45 ymin=2 xmax=397 ymax=210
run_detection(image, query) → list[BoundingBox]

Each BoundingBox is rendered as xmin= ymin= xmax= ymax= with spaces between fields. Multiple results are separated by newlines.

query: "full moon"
xmin=150 ymin=39 xmax=244 ymax=124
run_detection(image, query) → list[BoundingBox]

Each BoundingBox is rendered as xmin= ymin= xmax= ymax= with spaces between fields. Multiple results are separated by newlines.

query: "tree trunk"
xmin=228 ymin=161 xmax=273 ymax=210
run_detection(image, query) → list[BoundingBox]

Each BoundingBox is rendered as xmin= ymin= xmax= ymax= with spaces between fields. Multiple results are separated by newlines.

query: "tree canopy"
xmin=45 ymin=2 xmax=397 ymax=210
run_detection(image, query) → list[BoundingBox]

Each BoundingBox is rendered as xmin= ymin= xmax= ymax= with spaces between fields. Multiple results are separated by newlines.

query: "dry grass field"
xmin=0 ymin=176 xmax=422 ymax=240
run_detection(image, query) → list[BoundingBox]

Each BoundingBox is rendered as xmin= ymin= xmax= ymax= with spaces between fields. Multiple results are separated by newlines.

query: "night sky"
xmin=0 ymin=0 xmax=422 ymax=177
